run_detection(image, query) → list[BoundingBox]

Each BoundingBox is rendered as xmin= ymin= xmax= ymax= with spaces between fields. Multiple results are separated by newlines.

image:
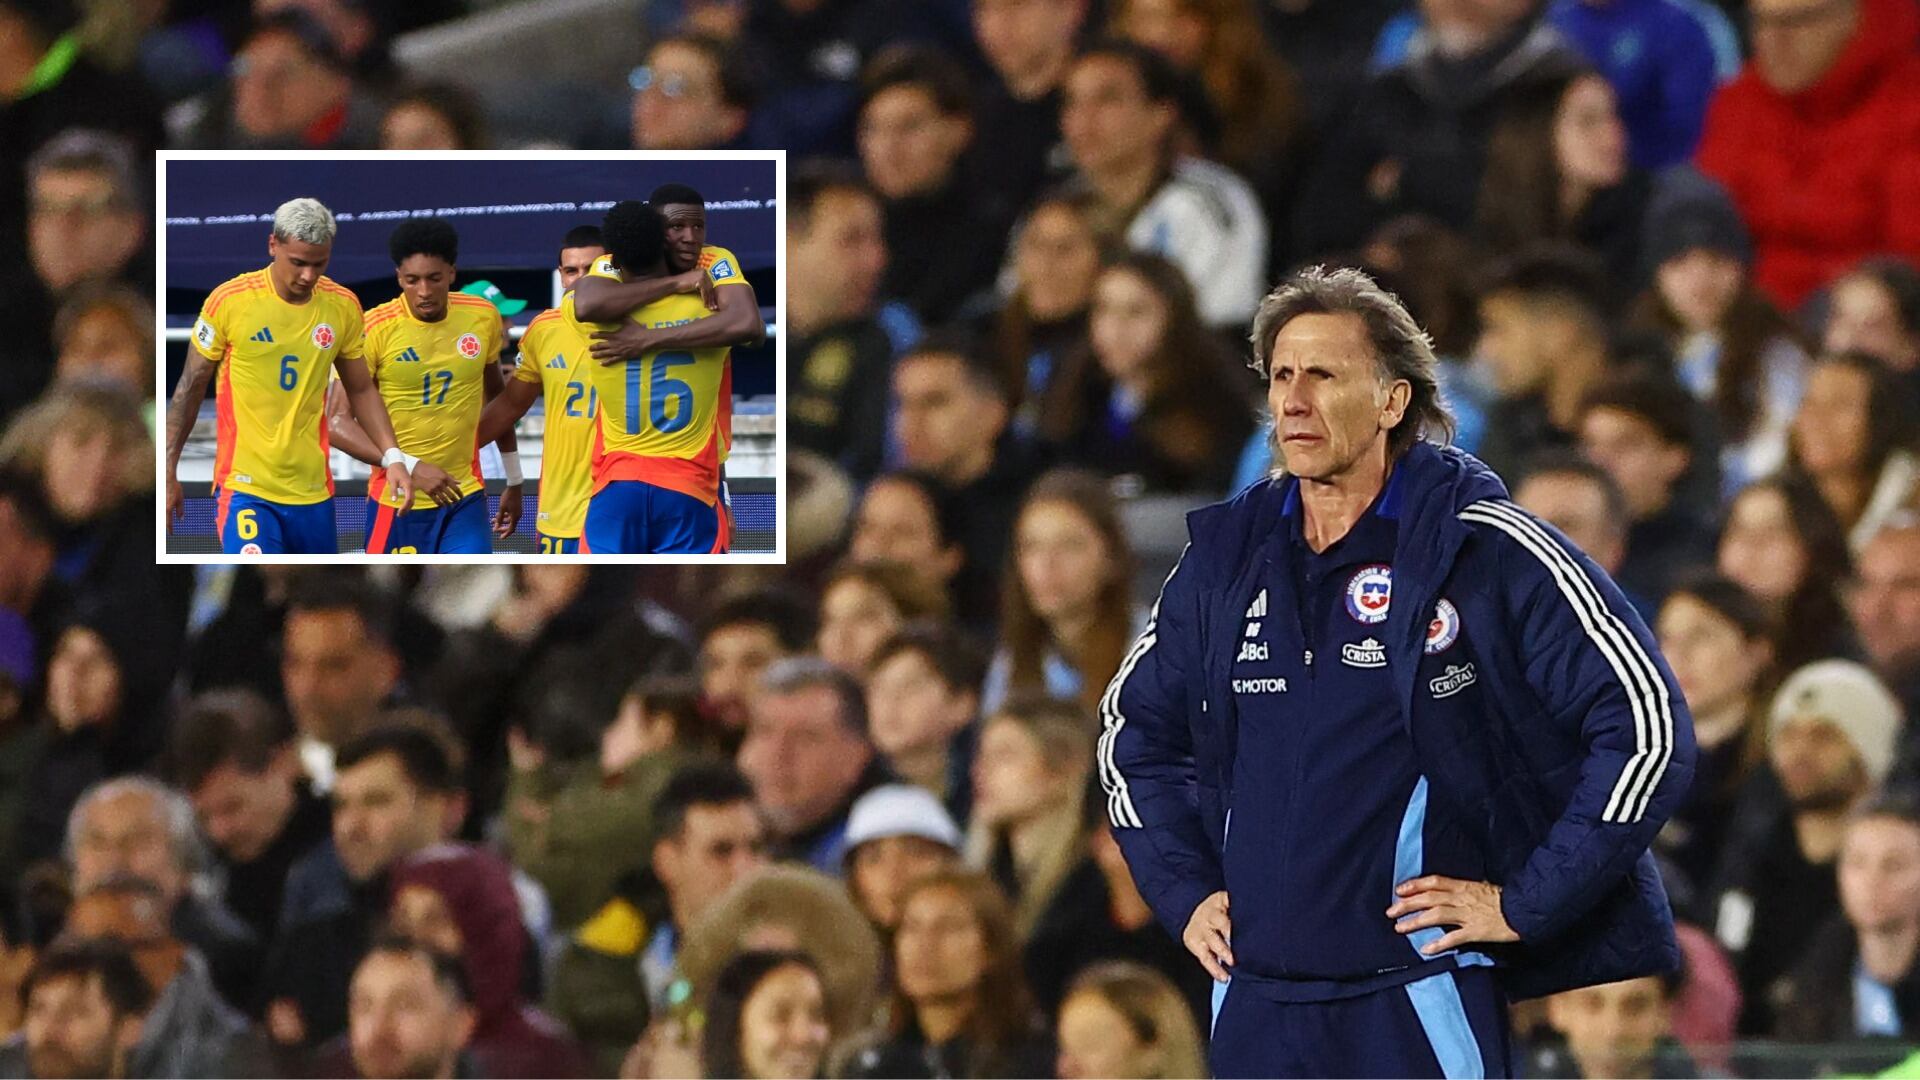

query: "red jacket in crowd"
xmin=1695 ymin=0 xmax=1920 ymax=310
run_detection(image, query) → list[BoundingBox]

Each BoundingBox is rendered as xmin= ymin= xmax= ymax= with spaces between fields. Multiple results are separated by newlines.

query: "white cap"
xmin=1770 ymin=659 xmax=1904 ymax=787
xmin=843 ymin=784 xmax=962 ymax=856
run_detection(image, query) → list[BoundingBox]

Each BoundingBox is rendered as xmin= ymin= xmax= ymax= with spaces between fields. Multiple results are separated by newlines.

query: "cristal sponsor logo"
xmin=1236 ymin=640 xmax=1269 ymax=662
xmin=1232 ymin=676 xmax=1288 ymax=694
xmin=1342 ymin=638 xmax=1387 ymax=669
xmin=1429 ymin=663 xmax=1477 ymax=698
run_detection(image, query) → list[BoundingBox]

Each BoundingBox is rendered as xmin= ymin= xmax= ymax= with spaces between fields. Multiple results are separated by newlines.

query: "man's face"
xmin=1770 ymin=714 xmax=1868 ymax=810
xmin=632 ymin=42 xmax=744 ymax=150
xmin=1546 ymin=977 xmax=1670 ymax=1080
xmin=190 ymin=754 xmax=297 ymax=864
xmin=1475 ymin=294 xmax=1558 ymax=397
xmin=1850 ymin=529 xmax=1920 ymax=672
xmin=849 ymin=480 xmax=961 ymax=584
xmin=1266 ymin=313 xmax=1408 ymax=483
xmin=850 ymin=835 xmax=957 ymax=929
xmin=348 ymin=951 xmax=474 ymax=1080
xmin=699 ymin=623 xmax=786 ymax=732
xmin=654 ymin=801 xmax=768 ymax=926
xmin=1750 ymin=0 xmax=1860 ymax=95
xmin=859 ymin=85 xmax=972 ymax=201
xmin=23 ymin=975 xmax=139 ymax=1080
xmin=659 ymin=203 xmax=708 ymax=274
xmin=737 ymin=687 xmax=870 ymax=836
xmin=1513 ymin=473 xmax=1624 ymax=574
xmin=974 ymin=0 xmax=1085 ymax=90
xmin=1061 ymin=55 xmax=1170 ymax=178
xmin=57 ymin=307 xmax=149 ymax=395
xmin=232 ymin=29 xmax=348 ymax=140
xmin=267 ymin=233 xmax=331 ymax=304
xmin=1578 ymin=408 xmax=1688 ymax=521
xmin=281 ymin=608 xmax=399 ymax=748
xmin=71 ymin=791 xmax=186 ymax=904
xmin=396 ymin=254 xmax=455 ymax=322
xmin=65 ymin=892 xmax=182 ymax=995
xmin=892 ymin=353 xmax=1004 ymax=481
xmin=789 ymin=190 xmax=887 ymax=324
xmin=1841 ymin=815 xmax=1920 ymax=936
xmin=29 ymin=169 xmax=145 ymax=292
xmin=557 ymin=245 xmax=606 ymax=291
xmin=46 ymin=627 xmax=122 ymax=732
xmin=866 ymin=649 xmax=974 ymax=760
xmin=331 ymin=753 xmax=440 ymax=883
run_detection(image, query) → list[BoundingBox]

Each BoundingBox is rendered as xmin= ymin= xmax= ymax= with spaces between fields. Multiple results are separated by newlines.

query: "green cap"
xmin=458 ymin=280 xmax=527 ymax=316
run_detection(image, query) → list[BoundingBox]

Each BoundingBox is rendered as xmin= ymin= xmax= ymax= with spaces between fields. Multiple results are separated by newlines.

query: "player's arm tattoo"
xmin=165 ymin=352 xmax=218 ymax=473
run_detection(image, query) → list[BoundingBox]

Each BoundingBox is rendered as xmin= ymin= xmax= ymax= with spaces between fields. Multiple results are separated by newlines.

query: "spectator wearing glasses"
xmin=629 ymin=32 xmax=755 ymax=151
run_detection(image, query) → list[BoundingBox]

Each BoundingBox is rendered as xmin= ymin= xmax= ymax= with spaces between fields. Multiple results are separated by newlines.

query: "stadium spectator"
xmin=786 ymin=165 xmax=895 ymax=484
xmin=381 ymin=845 xmax=586 ymax=1079
xmin=1630 ymin=168 xmax=1810 ymax=494
xmin=64 ymin=777 xmax=260 ymax=1013
xmin=1825 ymin=257 xmax=1920 ymax=379
xmin=51 ymin=283 xmax=154 ymax=411
xmin=62 ymin=877 xmax=268 ymax=1078
xmin=1716 ymin=475 xmax=1861 ymax=674
xmin=1512 ymin=454 xmax=1629 ymax=578
xmin=1575 ymin=367 xmax=1718 ymax=612
xmin=693 ymin=950 xmax=832 ymax=1080
xmin=344 ymin=936 xmax=477 ymax=1080
xmin=1546 ymin=0 xmax=1732 ymax=169
xmin=547 ymin=762 xmax=766 ymax=1076
xmin=815 ymin=560 xmax=950 ymax=677
xmin=1785 ymin=350 xmax=1920 ymax=552
xmin=968 ymin=695 xmax=1105 ymax=1013
xmin=279 ymin=577 xmax=405 ymax=793
xmin=182 ymin=566 xmax=300 ymax=700
xmin=1654 ymin=576 xmax=1779 ymax=901
xmin=843 ymin=784 xmax=964 ymax=934
xmin=252 ymin=0 xmax=398 ymax=82
xmin=0 ymin=471 xmax=60 ymax=659
xmin=178 ymin=12 xmax=381 ymax=149
xmin=0 ymin=939 xmax=151 ymax=1080
xmin=1356 ymin=215 xmax=1491 ymax=456
xmin=1694 ymin=0 xmax=1920 ymax=309
xmin=1472 ymin=246 xmax=1615 ymax=479
xmin=1059 ymin=42 xmax=1266 ymax=329
xmin=695 ymin=586 xmax=815 ymax=741
xmin=984 ymin=469 xmax=1139 ymax=714
xmin=865 ymin=623 xmax=985 ymax=821
xmin=858 ymin=46 xmax=1008 ymax=324
xmin=1529 ymin=973 xmax=1699 ymax=1079
xmin=843 ymin=869 xmax=1053 ymax=1079
xmin=168 ymin=689 xmax=331 ymax=943
xmin=262 ymin=726 xmax=463 ymax=1050
xmin=1473 ymin=68 xmax=1649 ymax=290
xmin=630 ymin=32 xmax=754 ymax=152
xmin=736 ymin=658 xmax=891 ymax=873
xmin=1054 ymin=961 xmax=1207 ymax=1080
xmin=970 ymin=0 xmax=1088 ymax=214
xmin=889 ymin=336 xmax=1036 ymax=610
xmin=1852 ymin=519 xmax=1920 ymax=738
xmin=378 ymin=82 xmax=488 ymax=150
xmin=1713 ymin=659 xmax=1903 ymax=1034
xmin=1772 ymin=793 xmax=1920 ymax=1067
xmin=1073 ymin=823 xmax=1212 ymax=1026
xmin=1063 ymin=254 xmax=1254 ymax=492
xmin=1292 ymin=0 xmax=1585 ymax=257
xmin=847 ymin=471 xmax=974 ymax=629
xmin=974 ymin=192 xmax=1101 ymax=445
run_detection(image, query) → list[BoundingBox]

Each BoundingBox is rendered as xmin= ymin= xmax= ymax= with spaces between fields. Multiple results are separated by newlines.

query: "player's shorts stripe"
xmin=215 ymin=487 xmax=233 ymax=541
xmin=366 ymin=502 xmax=395 ymax=554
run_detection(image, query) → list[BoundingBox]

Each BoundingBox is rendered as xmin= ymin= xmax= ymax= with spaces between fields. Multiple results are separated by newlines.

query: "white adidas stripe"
xmin=1099 ymin=545 xmax=1190 ymax=830
xmin=1460 ymin=500 xmax=1673 ymax=824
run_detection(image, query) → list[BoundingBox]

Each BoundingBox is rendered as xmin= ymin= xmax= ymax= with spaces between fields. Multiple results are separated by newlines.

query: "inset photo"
xmin=158 ymin=151 xmax=781 ymax=561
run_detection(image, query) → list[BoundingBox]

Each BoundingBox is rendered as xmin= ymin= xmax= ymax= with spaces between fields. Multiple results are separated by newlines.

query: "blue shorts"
xmin=581 ymin=481 xmax=725 ymax=555
xmin=537 ymin=532 xmax=580 ymax=554
xmin=217 ymin=490 xmax=336 ymax=554
xmin=365 ymin=492 xmax=492 ymax=554
xmin=1210 ymin=966 xmax=1511 ymax=1079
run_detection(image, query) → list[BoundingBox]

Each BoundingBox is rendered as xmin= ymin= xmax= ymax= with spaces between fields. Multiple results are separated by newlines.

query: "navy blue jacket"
xmin=1099 ymin=443 xmax=1696 ymax=1000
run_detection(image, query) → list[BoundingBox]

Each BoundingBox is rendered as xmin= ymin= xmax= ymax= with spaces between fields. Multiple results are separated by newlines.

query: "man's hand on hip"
xmin=1184 ymin=890 xmax=1234 ymax=983
xmin=1388 ymin=876 xmax=1519 ymax=955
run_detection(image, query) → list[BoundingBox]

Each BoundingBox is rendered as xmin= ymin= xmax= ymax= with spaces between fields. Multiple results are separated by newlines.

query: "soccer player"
xmin=329 ymin=218 xmax=522 ymax=554
xmin=164 ymin=197 xmax=414 ymax=555
xmin=473 ymin=225 xmax=608 ymax=553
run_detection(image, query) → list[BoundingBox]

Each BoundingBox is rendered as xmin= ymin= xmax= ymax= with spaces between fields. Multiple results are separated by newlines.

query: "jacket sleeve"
xmin=1098 ymin=544 xmax=1224 ymax=941
xmin=1461 ymin=502 xmax=1696 ymax=945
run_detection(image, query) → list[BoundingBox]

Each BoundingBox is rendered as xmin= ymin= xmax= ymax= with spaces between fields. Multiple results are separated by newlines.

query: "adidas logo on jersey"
xmin=546 ymin=354 xmax=567 ymax=369
xmin=251 ymin=327 xmax=274 ymax=343
xmin=394 ymin=347 xmax=421 ymax=363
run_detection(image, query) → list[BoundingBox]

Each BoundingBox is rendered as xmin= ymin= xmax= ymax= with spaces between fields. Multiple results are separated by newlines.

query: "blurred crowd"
xmin=2 ymin=0 xmax=1920 ymax=1076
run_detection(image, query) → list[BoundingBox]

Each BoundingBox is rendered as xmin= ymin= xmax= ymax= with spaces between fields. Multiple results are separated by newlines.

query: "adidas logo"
xmin=1236 ymin=589 xmax=1269 ymax=662
xmin=394 ymin=347 xmax=422 ymax=363
xmin=250 ymin=327 xmax=274 ymax=343
xmin=546 ymin=354 xmax=567 ymax=369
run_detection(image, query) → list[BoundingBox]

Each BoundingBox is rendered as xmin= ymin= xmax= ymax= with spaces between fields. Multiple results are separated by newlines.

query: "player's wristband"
xmin=380 ymin=447 xmax=405 ymax=468
xmin=501 ymin=451 xmax=524 ymax=487
xmin=402 ymin=454 xmax=421 ymax=473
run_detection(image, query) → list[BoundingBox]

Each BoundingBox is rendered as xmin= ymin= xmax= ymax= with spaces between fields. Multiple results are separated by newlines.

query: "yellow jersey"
xmin=512 ymin=305 xmax=597 ymax=538
xmin=362 ymin=293 xmax=504 ymax=510
xmin=191 ymin=269 xmax=364 ymax=505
